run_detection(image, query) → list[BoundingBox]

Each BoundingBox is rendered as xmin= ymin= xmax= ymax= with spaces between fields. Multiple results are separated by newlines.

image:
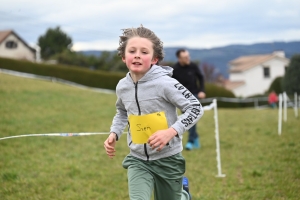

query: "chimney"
xmin=272 ymin=51 xmax=285 ymax=58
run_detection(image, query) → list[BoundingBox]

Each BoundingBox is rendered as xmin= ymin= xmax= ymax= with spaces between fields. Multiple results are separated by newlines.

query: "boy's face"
xmin=122 ymin=37 xmax=158 ymax=75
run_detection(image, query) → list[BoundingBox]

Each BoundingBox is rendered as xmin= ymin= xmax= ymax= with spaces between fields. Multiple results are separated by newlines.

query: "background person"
xmin=172 ymin=49 xmax=205 ymax=150
xmin=268 ymin=90 xmax=278 ymax=108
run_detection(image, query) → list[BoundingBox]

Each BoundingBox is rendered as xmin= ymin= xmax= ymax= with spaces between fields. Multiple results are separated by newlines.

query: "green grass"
xmin=0 ymin=73 xmax=299 ymax=200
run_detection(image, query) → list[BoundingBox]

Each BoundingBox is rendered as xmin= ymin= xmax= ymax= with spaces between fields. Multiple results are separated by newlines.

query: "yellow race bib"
xmin=129 ymin=111 xmax=168 ymax=144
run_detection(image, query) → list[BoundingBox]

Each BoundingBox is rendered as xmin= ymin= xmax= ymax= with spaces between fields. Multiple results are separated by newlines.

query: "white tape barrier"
xmin=203 ymin=100 xmax=226 ymax=178
xmin=200 ymin=97 xmax=268 ymax=104
xmin=1 ymin=101 xmax=225 ymax=177
xmin=201 ymin=93 xmax=297 ymax=110
xmin=0 ymin=132 xmax=118 ymax=141
xmin=203 ymin=102 xmax=215 ymax=111
xmin=0 ymin=68 xmax=115 ymax=94
xmin=1 ymin=102 xmax=225 ymax=177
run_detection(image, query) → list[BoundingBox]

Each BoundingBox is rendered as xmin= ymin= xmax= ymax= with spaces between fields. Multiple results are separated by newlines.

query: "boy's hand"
xmin=148 ymin=128 xmax=178 ymax=151
xmin=104 ymin=133 xmax=117 ymax=158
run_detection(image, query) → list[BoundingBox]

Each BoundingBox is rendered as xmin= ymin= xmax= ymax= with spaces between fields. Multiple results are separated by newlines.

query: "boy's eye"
xmin=142 ymin=52 xmax=148 ymax=54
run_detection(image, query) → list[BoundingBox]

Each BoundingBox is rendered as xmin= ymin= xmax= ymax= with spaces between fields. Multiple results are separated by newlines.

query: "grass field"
xmin=0 ymin=73 xmax=299 ymax=200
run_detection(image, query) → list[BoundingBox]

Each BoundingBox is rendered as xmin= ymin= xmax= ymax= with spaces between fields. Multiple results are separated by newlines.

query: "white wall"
xmin=232 ymin=84 xmax=247 ymax=97
xmin=231 ymin=58 xmax=289 ymax=97
xmin=264 ymin=58 xmax=288 ymax=79
xmin=0 ymin=34 xmax=35 ymax=61
xmin=229 ymin=71 xmax=244 ymax=81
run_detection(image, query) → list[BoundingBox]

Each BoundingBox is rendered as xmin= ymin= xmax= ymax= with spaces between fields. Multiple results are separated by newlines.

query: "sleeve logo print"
xmin=174 ymin=83 xmax=202 ymax=127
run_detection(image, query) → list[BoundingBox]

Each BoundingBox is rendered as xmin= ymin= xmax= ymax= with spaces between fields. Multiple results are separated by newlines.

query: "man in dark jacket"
xmin=172 ymin=49 xmax=205 ymax=150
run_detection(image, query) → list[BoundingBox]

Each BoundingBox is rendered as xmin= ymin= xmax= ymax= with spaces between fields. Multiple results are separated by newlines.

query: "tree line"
xmin=38 ymin=26 xmax=127 ymax=72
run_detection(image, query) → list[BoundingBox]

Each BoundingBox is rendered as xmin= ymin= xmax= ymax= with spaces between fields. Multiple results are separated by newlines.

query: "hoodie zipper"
xmin=134 ymin=82 xmax=150 ymax=161
xmin=135 ymin=82 xmax=141 ymax=115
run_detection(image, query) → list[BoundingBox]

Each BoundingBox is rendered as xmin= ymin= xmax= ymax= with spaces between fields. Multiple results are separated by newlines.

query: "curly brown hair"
xmin=117 ymin=25 xmax=164 ymax=63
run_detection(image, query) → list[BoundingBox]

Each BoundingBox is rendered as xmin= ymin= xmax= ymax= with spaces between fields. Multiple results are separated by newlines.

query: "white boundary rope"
xmin=2 ymin=102 xmax=226 ymax=178
xmin=200 ymin=96 xmax=268 ymax=103
xmin=0 ymin=132 xmax=116 ymax=141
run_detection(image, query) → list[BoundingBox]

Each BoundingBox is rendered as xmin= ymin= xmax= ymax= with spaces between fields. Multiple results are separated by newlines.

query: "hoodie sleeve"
xmin=110 ymin=95 xmax=128 ymax=141
xmin=163 ymin=77 xmax=204 ymax=136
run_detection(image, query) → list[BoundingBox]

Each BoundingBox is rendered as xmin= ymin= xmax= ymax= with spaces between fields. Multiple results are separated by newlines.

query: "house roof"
xmin=0 ymin=30 xmax=35 ymax=53
xmin=229 ymin=53 xmax=288 ymax=73
xmin=224 ymin=80 xmax=245 ymax=90
xmin=0 ymin=30 xmax=12 ymax=44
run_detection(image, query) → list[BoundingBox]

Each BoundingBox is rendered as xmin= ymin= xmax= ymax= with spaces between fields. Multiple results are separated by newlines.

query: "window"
xmin=263 ymin=67 xmax=270 ymax=78
xmin=5 ymin=41 xmax=18 ymax=49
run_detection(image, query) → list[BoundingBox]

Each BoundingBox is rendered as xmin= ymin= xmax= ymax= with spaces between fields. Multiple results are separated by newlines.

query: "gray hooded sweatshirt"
xmin=110 ymin=65 xmax=203 ymax=161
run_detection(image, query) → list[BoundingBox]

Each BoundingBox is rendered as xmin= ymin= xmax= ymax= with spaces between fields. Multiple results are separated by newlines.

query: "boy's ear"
xmin=151 ymin=58 xmax=158 ymax=65
xmin=122 ymin=57 xmax=126 ymax=63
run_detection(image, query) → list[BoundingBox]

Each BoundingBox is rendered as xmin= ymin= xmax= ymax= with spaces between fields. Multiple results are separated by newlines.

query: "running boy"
xmin=104 ymin=25 xmax=203 ymax=200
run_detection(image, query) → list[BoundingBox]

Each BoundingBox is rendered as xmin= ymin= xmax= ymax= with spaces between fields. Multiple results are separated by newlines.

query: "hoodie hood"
xmin=126 ymin=65 xmax=173 ymax=82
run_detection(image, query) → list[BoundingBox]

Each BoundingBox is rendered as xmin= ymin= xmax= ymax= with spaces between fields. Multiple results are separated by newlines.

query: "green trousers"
xmin=122 ymin=153 xmax=190 ymax=200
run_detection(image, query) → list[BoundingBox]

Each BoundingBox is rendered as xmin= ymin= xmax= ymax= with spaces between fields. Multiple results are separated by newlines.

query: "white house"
xmin=0 ymin=30 xmax=36 ymax=62
xmin=225 ymin=51 xmax=289 ymax=97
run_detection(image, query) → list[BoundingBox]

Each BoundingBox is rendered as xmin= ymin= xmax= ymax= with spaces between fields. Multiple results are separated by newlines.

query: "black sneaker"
xmin=182 ymin=176 xmax=192 ymax=200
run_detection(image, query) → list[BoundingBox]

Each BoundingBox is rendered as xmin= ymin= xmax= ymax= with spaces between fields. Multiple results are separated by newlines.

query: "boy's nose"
xmin=135 ymin=52 xmax=140 ymax=58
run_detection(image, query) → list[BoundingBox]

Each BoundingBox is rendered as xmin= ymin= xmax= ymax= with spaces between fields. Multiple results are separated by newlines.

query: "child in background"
xmin=268 ymin=90 xmax=278 ymax=108
xmin=104 ymin=25 xmax=203 ymax=200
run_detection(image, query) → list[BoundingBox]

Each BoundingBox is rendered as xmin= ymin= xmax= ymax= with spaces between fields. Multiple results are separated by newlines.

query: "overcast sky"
xmin=1 ymin=0 xmax=299 ymax=51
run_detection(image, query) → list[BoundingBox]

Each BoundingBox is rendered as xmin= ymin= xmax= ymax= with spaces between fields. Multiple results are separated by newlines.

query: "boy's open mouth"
xmin=132 ymin=62 xmax=142 ymax=65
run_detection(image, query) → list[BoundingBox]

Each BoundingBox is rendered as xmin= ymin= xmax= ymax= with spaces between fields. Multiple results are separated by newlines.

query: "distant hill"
xmin=78 ymin=41 xmax=300 ymax=77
